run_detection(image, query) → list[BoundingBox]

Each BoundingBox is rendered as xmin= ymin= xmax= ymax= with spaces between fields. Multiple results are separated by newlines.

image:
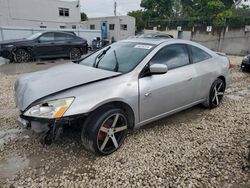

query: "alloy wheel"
xmin=97 ymin=113 xmax=128 ymax=154
xmin=70 ymin=48 xmax=81 ymax=60
xmin=16 ymin=49 xmax=30 ymax=63
xmin=211 ymin=82 xmax=225 ymax=106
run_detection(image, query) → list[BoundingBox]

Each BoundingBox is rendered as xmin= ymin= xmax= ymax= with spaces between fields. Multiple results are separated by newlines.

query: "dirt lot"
xmin=0 ymin=57 xmax=250 ymax=187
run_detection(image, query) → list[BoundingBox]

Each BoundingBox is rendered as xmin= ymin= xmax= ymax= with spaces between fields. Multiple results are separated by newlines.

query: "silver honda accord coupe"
xmin=15 ymin=38 xmax=231 ymax=155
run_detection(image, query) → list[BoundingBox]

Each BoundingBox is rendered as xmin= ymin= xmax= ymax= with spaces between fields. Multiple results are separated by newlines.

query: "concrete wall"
xmin=81 ymin=16 xmax=136 ymax=41
xmin=192 ymin=27 xmax=250 ymax=55
xmin=0 ymin=26 xmax=101 ymax=45
xmin=143 ymin=26 xmax=250 ymax=55
xmin=0 ymin=0 xmax=81 ymax=29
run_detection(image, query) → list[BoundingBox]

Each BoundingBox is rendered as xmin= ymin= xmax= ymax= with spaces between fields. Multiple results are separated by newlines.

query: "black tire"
xmin=39 ymin=133 xmax=53 ymax=145
xmin=69 ymin=48 xmax=82 ymax=60
xmin=15 ymin=49 xmax=31 ymax=63
xmin=206 ymin=78 xmax=225 ymax=109
xmin=81 ymin=107 xmax=129 ymax=155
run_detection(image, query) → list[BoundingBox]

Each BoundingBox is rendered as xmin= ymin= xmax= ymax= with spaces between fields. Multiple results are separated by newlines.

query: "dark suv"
xmin=241 ymin=55 xmax=250 ymax=71
xmin=0 ymin=31 xmax=88 ymax=63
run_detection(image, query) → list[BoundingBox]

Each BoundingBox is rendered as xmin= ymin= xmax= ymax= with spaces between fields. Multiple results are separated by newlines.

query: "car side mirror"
xmin=149 ymin=64 xmax=168 ymax=75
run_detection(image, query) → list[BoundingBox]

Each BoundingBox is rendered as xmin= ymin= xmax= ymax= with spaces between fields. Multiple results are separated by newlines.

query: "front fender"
xmin=53 ymin=76 xmax=140 ymax=124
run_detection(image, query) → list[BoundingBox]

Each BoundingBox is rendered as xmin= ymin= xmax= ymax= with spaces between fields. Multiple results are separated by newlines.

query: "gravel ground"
xmin=0 ymin=56 xmax=250 ymax=187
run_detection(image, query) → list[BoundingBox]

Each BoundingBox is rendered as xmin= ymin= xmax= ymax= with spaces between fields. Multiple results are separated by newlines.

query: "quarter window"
xmin=150 ymin=44 xmax=190 ymax=70
xmin=190 ymin=45 xmax=211 ymax=63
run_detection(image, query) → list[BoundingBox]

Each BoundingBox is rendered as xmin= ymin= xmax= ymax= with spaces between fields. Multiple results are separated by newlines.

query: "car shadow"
xmin=131 ymin=104 xmax=206 ymax=136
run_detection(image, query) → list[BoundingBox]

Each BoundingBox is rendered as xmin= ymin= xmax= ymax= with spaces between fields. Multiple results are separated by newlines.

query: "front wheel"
xmin=204 ymin=78 xmax=225 ymax=109
xmin=15 ymin=49 xmax=31 ymax=63
xmin=81 ymin=107 xmax=129 ymax=155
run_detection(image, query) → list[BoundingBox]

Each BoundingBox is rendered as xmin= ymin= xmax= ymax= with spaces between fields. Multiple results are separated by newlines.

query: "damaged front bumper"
xmin=17 ymin=113 xmax=87 ymax=145
xmin=0 ymin=47 xmax=15 ymax=61
xmin=18 ymin=114 xmax=55 ymax=133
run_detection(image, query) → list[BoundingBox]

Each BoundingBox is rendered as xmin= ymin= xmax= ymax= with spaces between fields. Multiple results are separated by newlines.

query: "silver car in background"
xmin=15 ymin=38 xmax=231 ymax=155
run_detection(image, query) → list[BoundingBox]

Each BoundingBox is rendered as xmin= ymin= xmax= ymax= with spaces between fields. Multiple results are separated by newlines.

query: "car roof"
xmin=121 ymin=38 xmax=171 ymax=45
xmin=42 ymin=31 xmax=75 ymax=35
xmin=139 ymin=33 xmax=174 ymax=38
xmin=120 ymin=38 xmax=216 ymax=55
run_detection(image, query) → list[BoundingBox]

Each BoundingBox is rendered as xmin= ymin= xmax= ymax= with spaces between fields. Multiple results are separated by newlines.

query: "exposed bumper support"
xmin=18 ymin=113 xmax=87 ymax=145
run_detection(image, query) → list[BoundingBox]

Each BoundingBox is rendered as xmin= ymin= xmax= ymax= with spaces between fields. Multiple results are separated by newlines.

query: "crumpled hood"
xmin=15 ymin=63 xmax=121 ymax=111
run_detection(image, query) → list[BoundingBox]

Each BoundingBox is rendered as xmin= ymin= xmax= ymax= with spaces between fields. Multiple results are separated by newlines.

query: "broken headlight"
xmin=24 ymin=97 xmax=74 ymax=119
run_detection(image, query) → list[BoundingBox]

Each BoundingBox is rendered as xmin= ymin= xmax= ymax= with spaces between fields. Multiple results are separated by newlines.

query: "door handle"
xmin=145 ymin=92 xmax=152 ymax=97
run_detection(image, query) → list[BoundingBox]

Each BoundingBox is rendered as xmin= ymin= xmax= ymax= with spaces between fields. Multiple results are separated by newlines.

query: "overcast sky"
xmin=80 ymin=0 xmax=142 ymax=18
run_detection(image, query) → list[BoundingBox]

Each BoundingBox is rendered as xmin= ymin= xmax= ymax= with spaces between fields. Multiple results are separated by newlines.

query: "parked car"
xmin=241 ymin=55 xmax=250 ymax=71
xmin=15 ymin=38 xmax=231 ymax=155
xmin=137 ymin=33 xmax=174 ymax=39
xmin=0 ymin=31 xmax=88 ymax=63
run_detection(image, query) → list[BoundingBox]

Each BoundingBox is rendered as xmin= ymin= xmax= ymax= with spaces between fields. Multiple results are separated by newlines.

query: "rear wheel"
xmin=69 ymin=48 xmax=82 ymax=60
xmin=205 ymin=78 xmax=225 ymax=109
xmin=15 ymin=49 xmax=31 ymax=63
xmin=81 ymin=107 xmax=129 ymax=155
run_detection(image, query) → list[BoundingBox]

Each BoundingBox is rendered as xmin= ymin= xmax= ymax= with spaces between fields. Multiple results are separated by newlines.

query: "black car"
xmin=0 ymin=31 xmax=88 ymax=63
xmin=241 ymin=55 xmax=250 ymax=71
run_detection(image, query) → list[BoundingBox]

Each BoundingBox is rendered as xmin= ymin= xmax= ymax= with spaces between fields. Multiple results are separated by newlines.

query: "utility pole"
xmin=114 ymin=1 xmax=117 ymax=16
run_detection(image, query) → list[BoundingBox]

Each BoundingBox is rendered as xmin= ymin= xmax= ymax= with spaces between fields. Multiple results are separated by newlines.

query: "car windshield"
xmin=26 ymin=33 xmax=42 ymax=40
xmin=79 ymin=42 xmax=155 ymax=73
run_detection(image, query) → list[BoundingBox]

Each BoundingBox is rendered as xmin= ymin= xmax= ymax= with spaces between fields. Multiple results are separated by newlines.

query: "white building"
xmin=235 ymin=0 xmax=250 ymax=7
xmin=0 ymin=0 xmax=81 ymax=29
xmin=81 ymin=16 xmax=136 ymax=41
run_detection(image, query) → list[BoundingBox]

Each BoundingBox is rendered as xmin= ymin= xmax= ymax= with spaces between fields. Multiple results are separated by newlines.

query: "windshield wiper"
xmin=94 ymin=46 xmax=111 ymax=68
xmin=113 ymin=50 xmax=119 ymax=72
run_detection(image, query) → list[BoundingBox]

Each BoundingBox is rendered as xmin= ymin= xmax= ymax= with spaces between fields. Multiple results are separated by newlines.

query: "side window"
xmin=55 ymin=33 xmax=74 ymax=41
xmin=150 ymin=44 xmax=190 ymax=70
xmin=190 ymin=45 xmax=211 ymax=63
xmin=39 ymin=33 xmax=54 ymax=42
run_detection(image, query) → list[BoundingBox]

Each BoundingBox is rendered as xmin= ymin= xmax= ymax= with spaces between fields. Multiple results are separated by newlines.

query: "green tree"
xmin=128 ymin=10 xmax=147 ymax=32
xmin=180 ymin=0 xmax=233 ymax=26
xmin=220 ymin=0 xmax=234 ymax=8
xmin=140 ymin=0 xmax=174 ymax=19
xmin=81 ymin=12 xmax=88 ymax=21
xmin=131 ymin=0 xmax=240 ymax=28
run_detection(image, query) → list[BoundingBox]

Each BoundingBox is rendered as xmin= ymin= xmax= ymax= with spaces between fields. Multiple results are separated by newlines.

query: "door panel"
xmin=188 ymin=45 xmax=216 ymax=100
xmin=35 ymin=32 xmax=70 ymax=57
xmin=54 ymin=33 xmax=75 ymax=56
xmin=192 ymin=60 xmax=215 ymax=100
xmin=34 ymin=33 xmax=58 ymax=57
xmin=139 ymin=65 xmax=196 ymax=122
